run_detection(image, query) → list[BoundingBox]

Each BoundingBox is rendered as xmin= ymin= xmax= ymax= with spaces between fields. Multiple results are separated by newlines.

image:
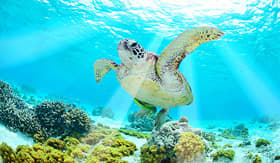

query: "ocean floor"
xmin=1 ymin=116 xmax=280 ymax=163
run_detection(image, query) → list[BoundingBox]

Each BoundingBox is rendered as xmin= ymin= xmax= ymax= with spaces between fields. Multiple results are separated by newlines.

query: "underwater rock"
xmin=232 ymin=123 xmax=249 ymax=138
xmin=92 ymin=106 xmax=114 ymax=119
xmin=143 ymin=117 xmax=209 ymax=162
xmin=126 ymin=109 xmax=172 ymax=132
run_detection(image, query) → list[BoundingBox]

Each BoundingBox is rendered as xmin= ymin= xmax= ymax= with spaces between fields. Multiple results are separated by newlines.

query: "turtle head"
xmin=117 ymin=39 xmax=148 ymax=66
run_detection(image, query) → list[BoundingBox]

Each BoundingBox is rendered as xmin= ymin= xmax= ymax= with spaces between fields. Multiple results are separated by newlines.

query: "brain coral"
xmin=174 ymin=132 xmax=205 ymax=162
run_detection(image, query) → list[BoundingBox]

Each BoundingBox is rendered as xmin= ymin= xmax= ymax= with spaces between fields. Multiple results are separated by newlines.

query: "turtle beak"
xmin=118 ymin=39 xmax=129 ymax=50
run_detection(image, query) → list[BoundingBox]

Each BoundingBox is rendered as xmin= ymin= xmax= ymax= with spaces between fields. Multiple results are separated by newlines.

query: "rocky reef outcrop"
xmin=0 ymin=80 xmax=92 ymax=138
xmin=92 ymin=106 xmax=114 ymax=119
xmin=125 ymin=109 xmax=172 ymax=132
xmin=141 ymin=116 xmax=209 ymax=162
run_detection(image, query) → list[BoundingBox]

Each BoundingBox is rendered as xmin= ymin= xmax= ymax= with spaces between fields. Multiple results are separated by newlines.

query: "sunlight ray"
xmin=219 ymin=42 xmax=280 ymax=118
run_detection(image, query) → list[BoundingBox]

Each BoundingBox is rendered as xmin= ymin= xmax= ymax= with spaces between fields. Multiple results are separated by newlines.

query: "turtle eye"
xmin=131 ymin=42 xmax=137 ymax=47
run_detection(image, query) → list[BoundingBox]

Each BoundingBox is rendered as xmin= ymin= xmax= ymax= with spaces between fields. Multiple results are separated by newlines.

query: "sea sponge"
xmin=174 ymin=132 xmax=205 ymax=162
xmin=0 ymin=142 xmax=18 ymax=163
xmin=255 ymin=138 xmax=271 ymax=147
xmin=211 ymin=149 xmax=235 ymax=161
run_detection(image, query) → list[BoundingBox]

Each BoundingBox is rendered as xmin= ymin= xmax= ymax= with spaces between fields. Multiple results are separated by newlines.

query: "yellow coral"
xmin=0 ymin=142 xmax=18 ymax=163
xmin=140 ymin=145 xmax=168 ymax=163
xmin=85 ymin=135 xmax=136 ymax=163
xmin=45 ymin=138 xmax=65 ymax=150
xmin=174 ymin=132 xmax=205 ymax=162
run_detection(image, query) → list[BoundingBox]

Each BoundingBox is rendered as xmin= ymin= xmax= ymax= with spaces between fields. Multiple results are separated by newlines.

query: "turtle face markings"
xmin=118 ymin=39 xmax=147 ymax=65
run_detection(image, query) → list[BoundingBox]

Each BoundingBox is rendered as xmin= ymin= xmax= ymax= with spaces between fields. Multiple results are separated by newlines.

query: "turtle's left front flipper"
xmin=94 ymin=59 xmax=119 ymax=83
xmin=156 ymin=26 xmax=224 ymax=77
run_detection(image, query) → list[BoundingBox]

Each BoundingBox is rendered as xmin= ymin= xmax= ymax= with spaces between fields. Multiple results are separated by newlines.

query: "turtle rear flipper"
xmin=94 ymin=59 xmax=119 ymax=83
xmin=133 ymin=98 xmax=157 ymax=114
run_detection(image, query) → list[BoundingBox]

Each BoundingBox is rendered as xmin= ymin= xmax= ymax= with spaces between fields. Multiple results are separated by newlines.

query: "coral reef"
xmin=126 ymin=109 xmax=172 ymax=131
xmin=0 ymin=80 xmax=92 ymax=139
xmin=35 ymin=100 xmax=92 ymax=138
xmin=141 ymin=117 xmax=209 ymax=162
xmin=0 ymin=142 xmax=17 ymax=163
xmin=118 ymin=128 xmax=150 ymax=139
xmin=140 ymin=145 xmax=172 ymax=163
xmin=0 ymin=81 xmax=41 ymax=136
xmin=92 ymin=106 xmax=114 ymax=119
xmin=0 ymin=137 xmax=85 ymax=163
xmin=255 ymin=138 xmax=271 ymax=147
xmin=211 ymin=149 xmax=235 ymax=161
xmin=84 ymin=132 xmax=137 ymax=163
xmin=174 ymin=132 xmax=205 ymax=162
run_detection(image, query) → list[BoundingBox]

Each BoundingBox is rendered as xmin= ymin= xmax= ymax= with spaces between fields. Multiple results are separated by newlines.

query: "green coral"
xmin=253 ymin=155 xmax=262 ymax=163
xmin=275 ymin=155 xmax=280 ymax=160
xmin=255 ymin=139 xmax=271 ymax=147
xmin=212 ymin=149 xmax=235 ymax=161
xmin=0 ymin=142 xmax=18 ymax=163
xmin=140 ymin=145 xmax=171 ymax=163
xmin=119 ymin=128 xmax=150 ymax=139
xmin=174 ymin=132 xmax=205 ymax=162
xmin=223 ymin=144 xmax=232 ymax=148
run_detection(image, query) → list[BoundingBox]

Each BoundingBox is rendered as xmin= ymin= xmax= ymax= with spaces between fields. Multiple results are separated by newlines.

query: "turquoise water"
xmin=1 ymin=1 xmax=280 ymax=120
xmin=1 ymin=1 xmax=280 ymax=163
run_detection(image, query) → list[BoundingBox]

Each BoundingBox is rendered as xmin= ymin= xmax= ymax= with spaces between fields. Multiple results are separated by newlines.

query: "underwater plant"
xmin=174 ymin=132 xmax=205 ymax=162
xmin=118 ymin=128 xmax=150 ymax=139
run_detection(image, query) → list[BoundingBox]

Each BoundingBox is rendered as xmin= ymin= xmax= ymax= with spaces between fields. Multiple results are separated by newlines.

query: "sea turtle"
xmin=94 ymin=26 xmax=224 ymax=129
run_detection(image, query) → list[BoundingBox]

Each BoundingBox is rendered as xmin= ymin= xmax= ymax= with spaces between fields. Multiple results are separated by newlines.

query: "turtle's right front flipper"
xmin=94 ymin=59 xmax=119 ymax=83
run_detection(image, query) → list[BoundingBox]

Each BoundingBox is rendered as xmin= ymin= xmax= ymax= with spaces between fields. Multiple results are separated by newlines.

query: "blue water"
xmin=0 ymin=0 xmax=280 ymax=120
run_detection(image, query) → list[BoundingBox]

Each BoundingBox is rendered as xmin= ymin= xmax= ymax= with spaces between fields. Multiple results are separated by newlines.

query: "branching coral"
xmin=0 ymin=81 xmax=92 ymax=139
xmin=35 ymin=101 xmax=92 ymax=138
xmin=174 ymin=132 xmax=205 ymax=162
